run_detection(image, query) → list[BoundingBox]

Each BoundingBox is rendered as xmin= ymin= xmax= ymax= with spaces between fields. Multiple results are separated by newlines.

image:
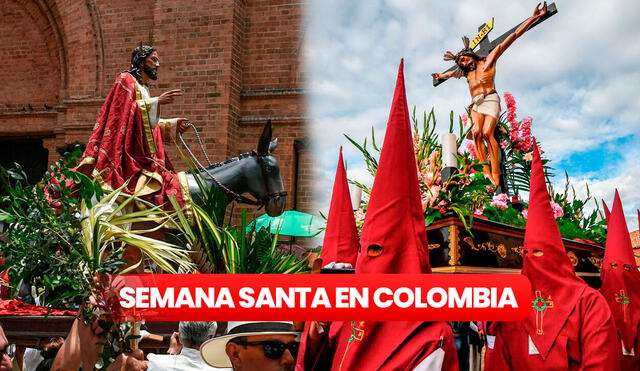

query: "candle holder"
xmin=441 ymin=166 xmax=458 ymax=183
xmin=441 ymin=133 xmax=458 ymax=184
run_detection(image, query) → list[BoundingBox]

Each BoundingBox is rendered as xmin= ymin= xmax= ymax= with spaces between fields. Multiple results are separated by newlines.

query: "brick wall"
xmin=0 ymin=0 xmax=61 ymax=112
xmin=0 ymin=0 xmax=311 ymax=217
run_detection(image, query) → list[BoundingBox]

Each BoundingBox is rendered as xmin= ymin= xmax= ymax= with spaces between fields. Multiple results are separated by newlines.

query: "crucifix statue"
xmin=431 ymin=2 xmax=557 ymax=189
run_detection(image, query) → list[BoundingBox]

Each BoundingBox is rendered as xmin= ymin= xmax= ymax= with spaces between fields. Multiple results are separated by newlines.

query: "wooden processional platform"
xmin=427 ymin=215 xmax=604 ymax=288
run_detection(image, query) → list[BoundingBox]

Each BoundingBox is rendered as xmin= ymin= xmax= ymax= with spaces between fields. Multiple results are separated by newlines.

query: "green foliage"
xmin=228 ymin=210 xmax=307 ymax=274
xmin=347 ymin=107 xmax=492 ymax=231
xmin=481 ymin=205 xmax=526 ymax=228
xmin=0 ymin=146 xmax=102 ymax=307
xmin=0 ymin=145 xmax=197 ymax=369
xmin=550 ymin=172 xmax=607 ymax=246
xmin=347 ymin=105 xmax=608 ymax=246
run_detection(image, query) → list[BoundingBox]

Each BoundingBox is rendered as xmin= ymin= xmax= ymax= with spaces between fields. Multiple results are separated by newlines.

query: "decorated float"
xmin=0 ymin=123 xmax=307 ymax=367
xmin=346 ymin=95 xmax=607 ymax=288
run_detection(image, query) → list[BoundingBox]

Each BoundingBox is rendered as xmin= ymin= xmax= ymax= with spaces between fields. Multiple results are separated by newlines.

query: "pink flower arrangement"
xmin=423 ymin=185 xmax=442 ymax=205
xmin=464 ymin=140 xmax=478 ymax=160
xmin=437 ymin=199 xmax=448 ymax=213
xmin=354 ymin=208 xmax=366 ymax=225
xmin=550 ymin=201 xmax=564 ymax=219
xmin=503 ymin=92 xmax=534 ymax=153
xmin=473 ymin=206 xmax=485 ymax=216
xmin=504 ymin=92 xmax=517 ymax=125
xmin=521 ymin=208 xmax=528 ymax=219
xmin=490 ymin=193 xmax=509 ymax=209
xmin=461 ymin=113 xmax=469 ymax=128
xmin=516 ymin=117 xmax=533 ymax=151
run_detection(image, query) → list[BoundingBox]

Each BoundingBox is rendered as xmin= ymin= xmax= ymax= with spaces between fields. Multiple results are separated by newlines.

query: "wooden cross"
xmin=615 ymin=289 xmax=630 ymax=322
xmin=532 ymin=290 xmax=554 ymax=335
xmin=433 ymin=3 xmax=558 ymax=86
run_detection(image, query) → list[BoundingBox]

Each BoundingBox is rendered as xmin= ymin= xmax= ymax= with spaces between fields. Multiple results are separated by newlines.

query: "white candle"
xmin=441 ymin=133 xmax=458 ymax=168
xmin=350 ymin=184 xmax=363 ymax=211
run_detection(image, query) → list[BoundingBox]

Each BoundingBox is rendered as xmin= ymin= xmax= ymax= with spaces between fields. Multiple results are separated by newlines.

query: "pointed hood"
xmin=600 ymin=190 xmax=640 ymax=351
xmin=333 ymin=60 xmax=439 ymax=371
xmin=602 ymin=199 xmax=611 ymax=222
xmin=521 ymin=142 xmax=588 ymax=360
xmin=320 ymin=147 xmax=359 ymax=266
xmin=356 ymin=59 xmax=431 ymax=274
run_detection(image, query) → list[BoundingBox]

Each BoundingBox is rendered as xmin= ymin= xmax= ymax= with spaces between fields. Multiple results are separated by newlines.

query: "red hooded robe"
xmin=600 ymin=191 xmax=640 ymax=368
xmin=302 ymin=60 xmax=458 ymax=371
xmin=75 ymin=72 xmax=185 ymax=209
xmin=485 ymin=144 xmax=619 ymax=370
xmin=319 ymin=147 xmax=360 ymax=267
xmin=295 ymin=147 xmax=360 ymax=371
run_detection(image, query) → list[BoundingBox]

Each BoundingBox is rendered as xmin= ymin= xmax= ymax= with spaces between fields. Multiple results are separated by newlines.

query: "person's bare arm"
xmin=51 ymin=320 xmax=81 ymax=371
xmin=486 ymin=2 xmax=548 ymax=66
xmin=431 ymin=71 xmax=456 ymax=80
xmin=106 ymin=349 xmax=148 ymax=371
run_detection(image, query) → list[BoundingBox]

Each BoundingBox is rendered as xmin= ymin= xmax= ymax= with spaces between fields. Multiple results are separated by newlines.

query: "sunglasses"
xmin=233 ymin=340 xmax=300 ymax=360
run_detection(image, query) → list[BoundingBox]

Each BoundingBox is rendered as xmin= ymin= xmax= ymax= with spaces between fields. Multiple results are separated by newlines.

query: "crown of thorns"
xmin=442 ymin=36 xmax=484 ymax=78
xmin=443 ymin=36 xmax=477 ymax=63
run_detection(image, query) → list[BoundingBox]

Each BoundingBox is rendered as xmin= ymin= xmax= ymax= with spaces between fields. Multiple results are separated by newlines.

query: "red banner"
xmin=111 ymin=274 xmax=531 ymax=322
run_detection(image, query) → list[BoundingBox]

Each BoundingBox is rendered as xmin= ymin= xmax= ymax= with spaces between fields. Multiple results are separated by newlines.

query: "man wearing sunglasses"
xmin=200 ymin=321 xmax=300 ymax=371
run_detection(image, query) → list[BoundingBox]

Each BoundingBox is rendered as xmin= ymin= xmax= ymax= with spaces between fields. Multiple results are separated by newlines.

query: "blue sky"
xmin=304 ymin=0 xmax=640 ymax=229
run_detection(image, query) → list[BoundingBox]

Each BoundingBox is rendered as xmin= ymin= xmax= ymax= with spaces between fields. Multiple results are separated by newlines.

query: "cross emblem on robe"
xmin=532 ymin=290 xmax=554 ymax=335
xmin=433 ymin=3 xmax=558 ymax=86
xmin=348 ymin=321 xmax=365 ymax=342
xmin=615 ymin=289 xmax=630 ymax=322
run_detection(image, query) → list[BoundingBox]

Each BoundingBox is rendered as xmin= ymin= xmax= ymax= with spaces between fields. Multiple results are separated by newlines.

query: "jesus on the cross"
xmin=432 ymin=2 xmax=548 ymax=187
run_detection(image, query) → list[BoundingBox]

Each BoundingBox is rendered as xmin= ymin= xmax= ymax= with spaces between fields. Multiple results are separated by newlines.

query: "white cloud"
xmin=305 ymin=0 xmax=640 ymax=225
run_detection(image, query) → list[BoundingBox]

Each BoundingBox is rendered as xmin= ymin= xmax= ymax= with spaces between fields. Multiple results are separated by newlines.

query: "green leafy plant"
xmin=550 ymin=172 xmax=606 ymax=245
xmin=0 ymin=144 xmax=196 ymax=369
xmin=347 ymin=98 xmax=608 ymax=246
xmin=346 ymin=107 xmax=492 ymax=231
xmin=0 ymin=146 xmax=102 ymax=307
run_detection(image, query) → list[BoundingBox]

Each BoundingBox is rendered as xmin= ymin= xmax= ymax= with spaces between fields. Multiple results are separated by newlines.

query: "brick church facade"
xmin=0 ymin=0 xmax=311 ymax=213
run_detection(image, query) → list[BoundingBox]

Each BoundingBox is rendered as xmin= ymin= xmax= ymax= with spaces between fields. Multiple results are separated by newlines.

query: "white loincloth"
xmin=471 ymin=92 xmax=501 ymax=119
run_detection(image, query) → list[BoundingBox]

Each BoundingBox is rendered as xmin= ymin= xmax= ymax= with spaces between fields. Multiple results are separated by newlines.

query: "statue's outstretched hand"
xmin=533 ymin=2 xmax=548 ymax=18
xmin=158 ymin=89 xmax=182 ymax=105
xmin=431 ymin=73 xmax=443 ymax=80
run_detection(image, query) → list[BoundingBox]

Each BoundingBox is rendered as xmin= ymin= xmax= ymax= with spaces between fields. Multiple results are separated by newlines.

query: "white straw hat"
xmin=200 ymin=321 xmax=300 ymax=368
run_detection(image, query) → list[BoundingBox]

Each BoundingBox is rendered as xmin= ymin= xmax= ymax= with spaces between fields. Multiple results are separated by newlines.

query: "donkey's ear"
xmin=257 ymin=120 xmax=273 ymax=155
xmin=268 ymin=138 xmax=278 ymax=153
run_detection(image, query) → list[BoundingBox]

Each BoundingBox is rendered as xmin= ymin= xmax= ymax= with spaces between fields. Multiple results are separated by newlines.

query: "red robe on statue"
xmin=485 ymin=144 xmax=619 ymax=370
xmin=75 ymin=72 xmax=186 ymax=209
